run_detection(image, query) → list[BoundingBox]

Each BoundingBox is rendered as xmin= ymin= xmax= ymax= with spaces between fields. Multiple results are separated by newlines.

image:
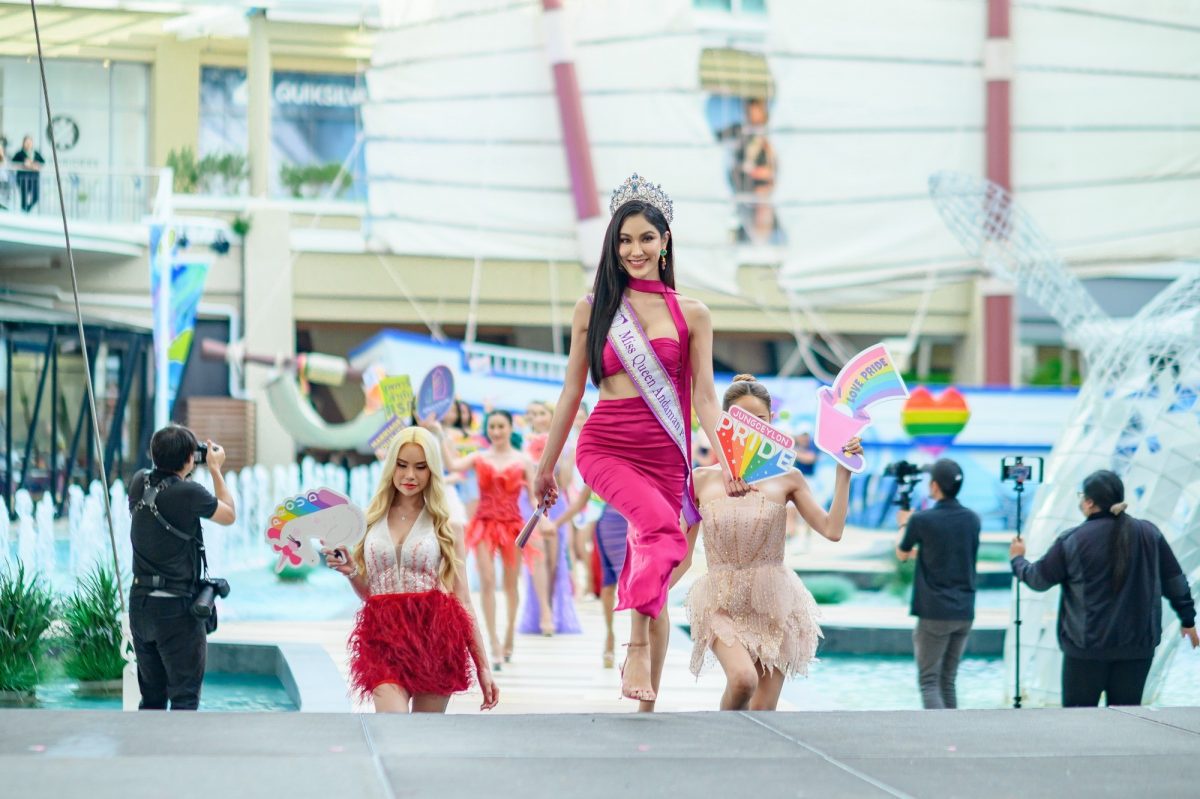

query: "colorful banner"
xmin=815 ymin=344 xmax=909 ymax=473
xmin=380 ymin=375 xmax=414 ymax=418
xmin=265 ymin=488 xmax=366 ymax=574
xmin=716 ymin=405 xmax=797 ymax=485
xmin=368 ymin=414 xmax=408 ymax=454
xmin=149 ymin=224 xmax=210 ymax=416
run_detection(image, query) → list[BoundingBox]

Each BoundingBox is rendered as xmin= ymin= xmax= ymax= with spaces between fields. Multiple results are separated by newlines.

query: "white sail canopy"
xmin=366 ymin=0 xmax=740 ymax=292
xmin=769 ymin=0 xmax=1200 ymax=302
xmin=366 ymin=0 xmax=1200 ymax=304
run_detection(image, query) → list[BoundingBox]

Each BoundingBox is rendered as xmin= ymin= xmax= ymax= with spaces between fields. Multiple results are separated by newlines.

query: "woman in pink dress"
xmin=535 ymin=174 xmax=748 ymax=705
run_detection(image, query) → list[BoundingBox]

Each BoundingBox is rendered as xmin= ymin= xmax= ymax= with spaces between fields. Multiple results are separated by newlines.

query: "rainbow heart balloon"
xmin=901 ymin=387 xmax=971 ymax=454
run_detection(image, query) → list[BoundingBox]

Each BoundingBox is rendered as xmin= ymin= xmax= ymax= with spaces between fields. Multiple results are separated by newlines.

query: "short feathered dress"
xmin=685 ymin=494 xmax=822 ymax=678
xmin=348 ymin=509 xmax=476 ymax=698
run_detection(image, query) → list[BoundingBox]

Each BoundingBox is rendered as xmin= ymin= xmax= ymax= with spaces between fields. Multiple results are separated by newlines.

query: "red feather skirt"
xmin=348 ymin=590 xmax=476 ymax=699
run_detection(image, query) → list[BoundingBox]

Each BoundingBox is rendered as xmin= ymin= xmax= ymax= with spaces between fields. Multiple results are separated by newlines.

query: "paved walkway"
xmin=7 ymin=706 xmax=1198 ymax=798
xmin=214 ymin=589 xmax=748 ymax=713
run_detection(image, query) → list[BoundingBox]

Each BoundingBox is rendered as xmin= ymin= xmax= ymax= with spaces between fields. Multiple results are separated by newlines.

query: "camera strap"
xmin=134 ymin=471 xmax=209 ymax=580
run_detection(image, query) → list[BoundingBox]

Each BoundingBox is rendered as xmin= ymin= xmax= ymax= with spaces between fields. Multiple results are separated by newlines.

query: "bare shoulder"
xmin=573 ymin=296 xmax=592 ymax=318
xmin=677 ymin=295 xmax=710 ymax=325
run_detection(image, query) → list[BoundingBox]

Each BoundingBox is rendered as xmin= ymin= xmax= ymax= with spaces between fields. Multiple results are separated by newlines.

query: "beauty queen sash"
xmin=590 ymin=284 xmax=701 ymax=525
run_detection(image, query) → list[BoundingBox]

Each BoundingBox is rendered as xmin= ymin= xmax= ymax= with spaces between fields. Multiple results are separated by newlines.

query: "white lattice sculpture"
xmin=930 ymin=171 xmax=1200 ymax=705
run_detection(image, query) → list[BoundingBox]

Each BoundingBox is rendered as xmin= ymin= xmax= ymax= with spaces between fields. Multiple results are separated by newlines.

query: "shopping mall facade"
xmin=0 ymin=0 xmax=1192 ymax=470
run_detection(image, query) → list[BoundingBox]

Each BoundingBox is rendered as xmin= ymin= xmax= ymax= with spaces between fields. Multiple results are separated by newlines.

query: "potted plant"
xmin=280 ymin=162 xmax=352 ymax=199
xmin=60 ymin=563 xmax=126 ymax=696
xmin=0 ymin=561 xmax=55 ymax=705
xmin=166 ymin=147 xmax=200 ymax=194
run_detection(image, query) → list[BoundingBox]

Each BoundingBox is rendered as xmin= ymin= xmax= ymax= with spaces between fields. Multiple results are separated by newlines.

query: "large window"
xmin=199 ymin=67 xmax=366 ymax=200
xmin=0 ymin=57 xmax=148 ymax=171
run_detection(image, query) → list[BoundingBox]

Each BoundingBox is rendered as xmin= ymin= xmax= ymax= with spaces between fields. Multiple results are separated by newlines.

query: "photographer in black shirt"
xmin=1011 ymin=469 xmax=1197 ymax=707
xmin=128 ymin=425 xmax=235 ymax=710
xmin=896 ymin=459 xmax=981 ymax=709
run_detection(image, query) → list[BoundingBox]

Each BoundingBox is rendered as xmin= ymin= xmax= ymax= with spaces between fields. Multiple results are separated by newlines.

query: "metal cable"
xmin=28 ymin=0 xmax=125 ymax=612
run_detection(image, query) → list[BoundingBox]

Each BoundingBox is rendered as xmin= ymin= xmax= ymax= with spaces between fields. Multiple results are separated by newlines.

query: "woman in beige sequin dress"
xmin=675 ymin=375 xmax=862 ymax=711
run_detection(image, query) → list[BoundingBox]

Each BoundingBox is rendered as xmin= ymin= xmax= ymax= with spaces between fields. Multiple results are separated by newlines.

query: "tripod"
xmin=1011 ymin=475 xmax=1026 ymax=709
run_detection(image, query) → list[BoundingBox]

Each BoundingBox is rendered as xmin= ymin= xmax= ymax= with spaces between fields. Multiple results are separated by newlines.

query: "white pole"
xmin=153 ymin=229 xmax=171 ymax=429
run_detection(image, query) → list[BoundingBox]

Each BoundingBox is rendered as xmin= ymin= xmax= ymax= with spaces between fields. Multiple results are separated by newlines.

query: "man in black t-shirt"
xmin=896 ymin=459 xmax=981 ymax=709
xmin=11 ymin=135 xmax=45 ymax=213
xmin=128 ymin=424 xmax=235 ymax=710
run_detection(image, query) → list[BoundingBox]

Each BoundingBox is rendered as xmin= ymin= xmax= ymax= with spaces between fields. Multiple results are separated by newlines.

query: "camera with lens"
xmin=884 ymin=459 xmax=930 ymax=511
xmin=191 ymin=577 xmax=230 ymax=619
xmin=194 ymin=442 xmax=209 ymax=464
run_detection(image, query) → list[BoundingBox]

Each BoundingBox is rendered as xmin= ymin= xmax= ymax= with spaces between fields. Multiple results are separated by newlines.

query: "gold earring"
xmin=659 ymin=249 xmax=667 ymax=269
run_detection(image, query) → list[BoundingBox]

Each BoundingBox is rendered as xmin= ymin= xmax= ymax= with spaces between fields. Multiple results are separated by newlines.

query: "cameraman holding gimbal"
xmin=894 ymin=458 xmax=981 ymax=709
xmin=128 ymin=425 xmax=235 ymax=710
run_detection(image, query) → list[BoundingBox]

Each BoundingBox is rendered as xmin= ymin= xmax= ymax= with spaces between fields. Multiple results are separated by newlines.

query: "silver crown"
xmin=609 ymin=173 xmax=674 ymax=224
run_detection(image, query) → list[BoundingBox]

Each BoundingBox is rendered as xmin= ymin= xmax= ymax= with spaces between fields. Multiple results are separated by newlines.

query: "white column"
xmin=247 ymin=9 xmax=272 ymax=198
xmin=243 ymin=208 xmax=295 ymax=465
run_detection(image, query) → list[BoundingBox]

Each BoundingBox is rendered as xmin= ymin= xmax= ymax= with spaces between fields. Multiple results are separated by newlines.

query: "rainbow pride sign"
xmin=265 ymin=488 xmax=366 ymax=574
xmin=716 ymin=405 xmax=798 ymax=485
xmin=815 ymin=344 xmax=909 ymax=473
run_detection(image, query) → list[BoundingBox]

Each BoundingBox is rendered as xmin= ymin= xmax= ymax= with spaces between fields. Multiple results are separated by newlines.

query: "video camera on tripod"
xmin=884 ymin=459 xmax=931 ymax=511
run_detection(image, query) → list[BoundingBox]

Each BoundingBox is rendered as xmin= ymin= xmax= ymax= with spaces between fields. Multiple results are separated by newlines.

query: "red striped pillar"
xmin=983 ymin=0 xmax=1015 ymax=385
xmin=541 ymin=0 xmax=605 ymax=262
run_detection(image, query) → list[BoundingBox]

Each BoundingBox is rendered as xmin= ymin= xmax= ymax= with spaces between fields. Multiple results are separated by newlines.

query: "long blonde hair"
xmin=353 ymin=426 xmax=462 ymax=590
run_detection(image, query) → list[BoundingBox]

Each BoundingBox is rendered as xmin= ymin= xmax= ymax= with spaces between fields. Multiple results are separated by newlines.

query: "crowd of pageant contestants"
xmin=320 ymin=178 xmax=862 ymax=713
xmin=323 ymin=383 xmax=857 ymax=714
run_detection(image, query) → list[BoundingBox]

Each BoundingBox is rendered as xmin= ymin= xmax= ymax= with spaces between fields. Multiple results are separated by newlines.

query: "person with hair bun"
xmin=1011 ymin=469 xmax=1197 ymax=707
xmin=323 ymin=426 xmax=498 ymax=713
xmin=673 ymin=374 xmax=862 ymax=711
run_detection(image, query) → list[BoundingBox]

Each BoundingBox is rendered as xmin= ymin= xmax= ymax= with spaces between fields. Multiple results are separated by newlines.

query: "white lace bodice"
xmin=364 ymin=509 xmax=443 ymax=595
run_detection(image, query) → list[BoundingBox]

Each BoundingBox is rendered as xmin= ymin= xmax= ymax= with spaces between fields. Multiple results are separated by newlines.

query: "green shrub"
xmin=0 ymin=561 xmax=56 ymax=694
xmin=166 ymin=147 xmax=199 ymax=193
xmin=280 ymin=162 xmax=352 ymax=199
xmin=803 ymin=574 xmax=857 ymax=605
xmin=196 ymin=151 xmax=248 ymax=194
xmin=61 ymin=564 xmax=126 ymax=683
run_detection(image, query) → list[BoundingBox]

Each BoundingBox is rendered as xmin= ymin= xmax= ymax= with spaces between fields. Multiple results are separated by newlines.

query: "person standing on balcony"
xmin=0 ymin=136 xmax=11 ymax=210
xmin=12 ymin=135 xmax=45 ymax=213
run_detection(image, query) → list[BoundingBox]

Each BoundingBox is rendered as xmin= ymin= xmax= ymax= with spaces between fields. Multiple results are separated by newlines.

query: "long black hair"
xmin=586 ymin=200 xmax=675 ymax=387
xmin=1082 ymin=470 xmax=1133 ymax=593
xmin=483 ymin=408 xmax=522 ymax=450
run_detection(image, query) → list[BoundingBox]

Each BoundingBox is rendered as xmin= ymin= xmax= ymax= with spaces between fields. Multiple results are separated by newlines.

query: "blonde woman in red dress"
xmin=324 ymin=426 xmax=498 ymax=713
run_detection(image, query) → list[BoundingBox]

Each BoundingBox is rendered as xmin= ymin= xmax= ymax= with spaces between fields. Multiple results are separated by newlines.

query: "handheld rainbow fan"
xmin=265 ymin=488 xmax=366 ymax=573
xmin=716 ymin=405 xmax=798 ymax=485
xmin=814 ymin=343 xmax=909 ymax=473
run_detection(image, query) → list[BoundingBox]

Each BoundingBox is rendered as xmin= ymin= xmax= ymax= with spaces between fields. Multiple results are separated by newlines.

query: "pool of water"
xmin=27 ymin=672 xmax=297 ymax=712
xmin=782 ymin=652 xmax=1200 ymax=710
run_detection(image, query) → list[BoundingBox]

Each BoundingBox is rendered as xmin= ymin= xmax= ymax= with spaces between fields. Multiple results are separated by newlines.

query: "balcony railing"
xmin=462 ymin=341 xmax=569 ymax=383
xmin=0 ymin=165 xmax=171 ymax=225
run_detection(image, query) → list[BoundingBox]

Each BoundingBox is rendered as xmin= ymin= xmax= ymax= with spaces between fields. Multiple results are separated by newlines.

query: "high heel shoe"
xmin=619 ymin=643 xmax=656 ymax=702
